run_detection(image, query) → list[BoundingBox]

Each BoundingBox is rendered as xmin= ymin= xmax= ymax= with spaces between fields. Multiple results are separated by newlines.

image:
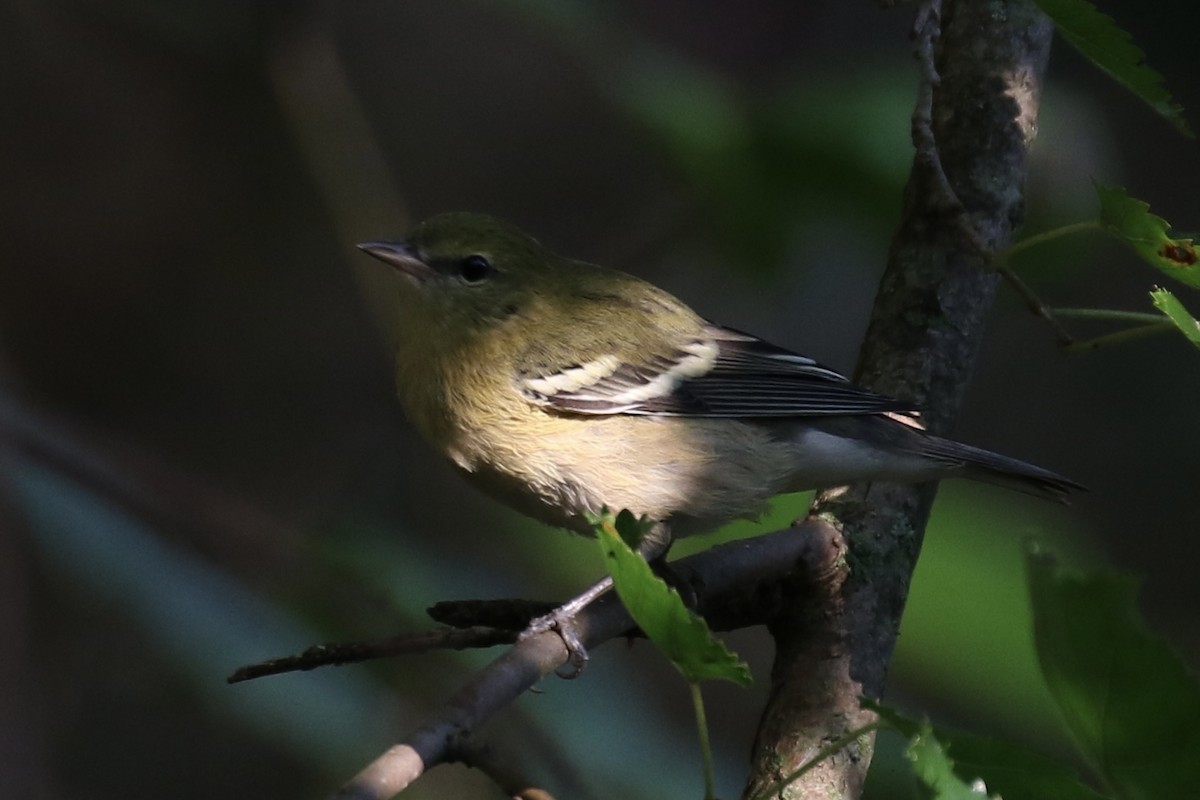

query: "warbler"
xmin=361 ymin=212 xmax=1078 ymax=546
xmin=360 ymin=213 xmax=1080 ymax=665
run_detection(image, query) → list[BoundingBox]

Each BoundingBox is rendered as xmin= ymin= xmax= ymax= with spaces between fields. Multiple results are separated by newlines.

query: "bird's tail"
xmin=921 ymin=435 xmax=1085 ymax=503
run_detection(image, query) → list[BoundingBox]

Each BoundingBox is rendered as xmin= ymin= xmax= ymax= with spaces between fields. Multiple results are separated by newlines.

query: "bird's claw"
xmin=521 ymin=609 xmax=589 ymax=679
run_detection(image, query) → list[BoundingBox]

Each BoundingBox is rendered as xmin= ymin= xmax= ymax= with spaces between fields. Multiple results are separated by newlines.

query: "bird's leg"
xmin=519 ymin=578 xmax=609 ymax=679
xmin=521 ymin=522 xmax=673 ymax=678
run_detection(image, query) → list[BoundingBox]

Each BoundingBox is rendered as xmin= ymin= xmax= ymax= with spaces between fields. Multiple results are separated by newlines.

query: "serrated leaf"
xmin=595 ymin=521 xmax=751 ymax=686
xmin=866 ymin=700 xmax=1108 ymax=800
xmin=1150 ymin=287 xmax=1200 ymax=349
xmin=1027 ymin=548 xmax=1200 ymax=800
xmin=1096 ymin=184 xmax=1200 ymax=287
xmin=1034 ymin=0 xmax=1191 ymax=136
xmin=905 ymin=721 xmax=998 ymax=800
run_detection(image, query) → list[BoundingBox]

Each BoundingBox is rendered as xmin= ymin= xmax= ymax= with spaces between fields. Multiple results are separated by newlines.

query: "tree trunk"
xmin=742 ymin=1 xmax=1055 ymax=796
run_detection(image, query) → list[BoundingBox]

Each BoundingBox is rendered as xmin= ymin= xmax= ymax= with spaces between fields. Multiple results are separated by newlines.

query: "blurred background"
xmin=2 ymin=1 xmax=1197 ymax=798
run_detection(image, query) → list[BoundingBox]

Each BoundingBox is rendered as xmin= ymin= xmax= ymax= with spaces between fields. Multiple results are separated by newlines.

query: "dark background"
xmin=2 ymin=2 xmax=1197 ymax=798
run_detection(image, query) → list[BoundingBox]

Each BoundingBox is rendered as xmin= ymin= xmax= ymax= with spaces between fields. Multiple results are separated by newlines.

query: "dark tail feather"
xmin=922 ymin=436 xmax=1086 ymax=503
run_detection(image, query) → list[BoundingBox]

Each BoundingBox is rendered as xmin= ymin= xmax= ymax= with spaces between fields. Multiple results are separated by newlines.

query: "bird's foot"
xmin=519 ymin=574 xmax=614 ymax=678
xmin=520 ymin=608 xmax=589 ymax=678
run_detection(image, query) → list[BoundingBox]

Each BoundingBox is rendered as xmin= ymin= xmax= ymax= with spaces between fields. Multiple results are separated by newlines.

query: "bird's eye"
xmin=458 ymin=255 xmax=495 ymax=284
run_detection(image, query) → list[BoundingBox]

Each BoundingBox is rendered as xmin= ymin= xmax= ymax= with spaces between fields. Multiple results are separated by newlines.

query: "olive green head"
xmin=358 ymin=212 xmax=568 ymax=329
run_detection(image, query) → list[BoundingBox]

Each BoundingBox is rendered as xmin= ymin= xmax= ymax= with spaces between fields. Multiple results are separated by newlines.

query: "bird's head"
xmin=359 ymin=213 xmax=561 ymax=342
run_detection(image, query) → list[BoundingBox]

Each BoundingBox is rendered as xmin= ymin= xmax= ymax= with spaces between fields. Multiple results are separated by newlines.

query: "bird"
xmin=359 ymin=212 xmax=1081 ymax=665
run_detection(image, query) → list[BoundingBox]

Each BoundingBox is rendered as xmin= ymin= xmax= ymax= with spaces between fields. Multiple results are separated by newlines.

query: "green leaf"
xmin=612 ymin=508 xmax=650 ymax=550
xmin=867 ymin=700 xmax=1107 ymax=800
xmin=1150 ymin=287 xmax=1200 ymax=349
xmin=1027 ymin=548 xmax=1200 ymax=799
xmin=585 ymin=506 xmax=651 ymax=550
xmin=905 ymin=721 xmax=999 ymax=800
xmin=1033 ymin=0 xmax=1191 ymax=136
xmin=1096 ymin=184 xmax=1200 ymax=287
xmin=594 ymin=517 xmax=751 ymax=686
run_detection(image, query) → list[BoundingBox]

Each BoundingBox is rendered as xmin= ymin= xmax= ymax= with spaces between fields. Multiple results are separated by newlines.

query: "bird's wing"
xmin=519 ymin=323 xmax=918 ymax=418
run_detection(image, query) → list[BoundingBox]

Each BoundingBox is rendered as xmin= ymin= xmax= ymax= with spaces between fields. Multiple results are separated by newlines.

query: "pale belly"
xmin=455 ymin=414 xmax=798 ymax=537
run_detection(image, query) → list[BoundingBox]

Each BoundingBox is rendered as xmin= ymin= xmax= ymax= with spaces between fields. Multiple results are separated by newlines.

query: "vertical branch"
xmin=742 ymin=1 xmax=1054 ymax=797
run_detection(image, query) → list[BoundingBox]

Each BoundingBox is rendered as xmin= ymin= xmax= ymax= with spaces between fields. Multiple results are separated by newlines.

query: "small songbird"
xmin=359 ymin=213 xmax=1080 ymax=659
xmin=361 ymin=211 xmax=1078 ymax=532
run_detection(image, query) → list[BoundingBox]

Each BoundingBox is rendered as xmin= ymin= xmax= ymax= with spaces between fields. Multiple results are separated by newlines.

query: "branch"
xmin=454 ymin=739 xmax=561 ymax=800
xmin=331 ymin=522 xmax=841 ymax=800
xmin=743 ymin=1 xmax=1055 ymax=797
xmin=227 ymin=627 xmax=519 ymax=683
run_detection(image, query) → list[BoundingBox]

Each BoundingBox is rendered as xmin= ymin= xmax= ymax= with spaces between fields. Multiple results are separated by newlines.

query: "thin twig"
xmin=427 ymin=598 xmax=557 ymax=631
xmin=1004 ymin=220 xmax=1101 ymax=259
xmin=227 ymin=626 xmax=517 ymax=683
xmin=1064 ymin=321 xmax=1175 ymax=352
xmin=690 ymin=682 xmax=716 ymax=800
xmin=991 ymin=220 xmax=1107 ymax=345
xmin=990 ymin=257 xmax=1076 ymax=345
xmin=1053 ymin=308 xmax=1166 ymax=323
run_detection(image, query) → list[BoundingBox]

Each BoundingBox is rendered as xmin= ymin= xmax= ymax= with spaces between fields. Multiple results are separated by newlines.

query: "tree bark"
xmin=742 ymin=1 xmax=1054 ymax=797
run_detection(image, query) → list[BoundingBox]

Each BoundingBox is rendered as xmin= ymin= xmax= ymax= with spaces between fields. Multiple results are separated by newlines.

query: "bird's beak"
xmin=356 ymin=241 xmax=433 ymax=281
